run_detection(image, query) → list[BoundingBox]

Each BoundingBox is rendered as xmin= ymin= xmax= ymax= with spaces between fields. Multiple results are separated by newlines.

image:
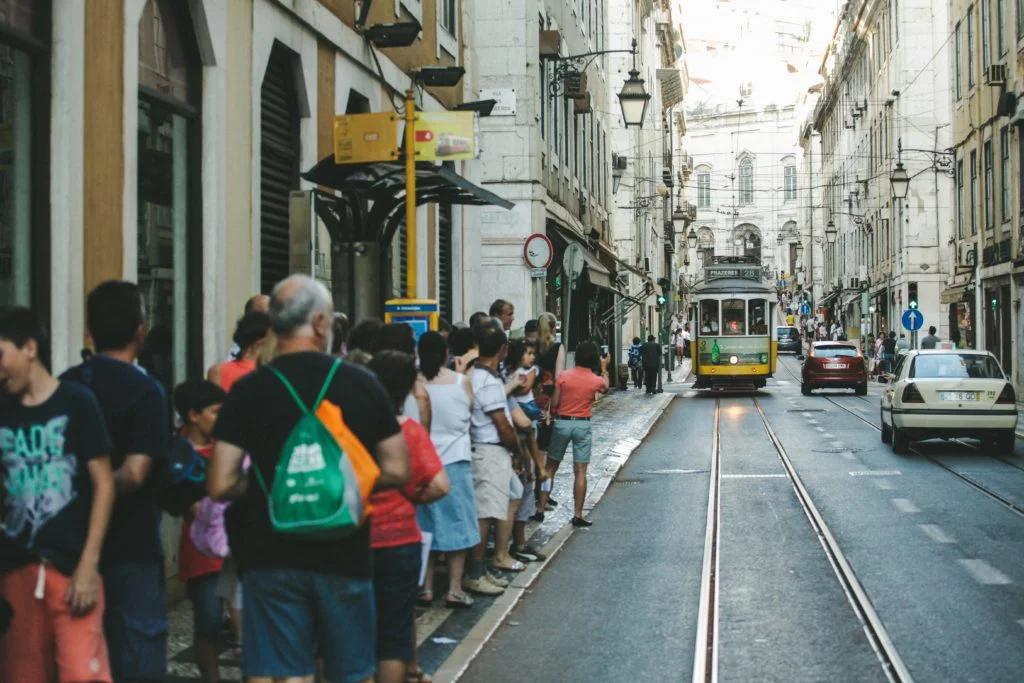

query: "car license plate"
xmin=940 ymin=391 xmax=977 ymax=401
xmin=824 ymin=363 xmax=846 ymax=370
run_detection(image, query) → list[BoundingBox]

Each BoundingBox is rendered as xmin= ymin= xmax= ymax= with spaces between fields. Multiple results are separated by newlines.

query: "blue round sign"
xmin=800 ymin=303 xmax=810 ymax=316
xmin=901 ymin=309 xmax=924 ymax=332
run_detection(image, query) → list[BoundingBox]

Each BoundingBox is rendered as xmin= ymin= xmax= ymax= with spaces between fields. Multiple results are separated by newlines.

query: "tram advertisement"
xmin=697 ymin=337 xmax=770 ymax=366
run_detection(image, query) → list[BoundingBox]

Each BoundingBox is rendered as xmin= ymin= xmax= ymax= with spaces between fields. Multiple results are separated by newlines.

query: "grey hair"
xmin=269 ymin=275 xmax=333 ymax=336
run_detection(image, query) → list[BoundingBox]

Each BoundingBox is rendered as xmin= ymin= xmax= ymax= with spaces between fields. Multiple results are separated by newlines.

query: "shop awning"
xmin=842 ymin=295 xmax=861 ymax=310
xmin=817 ymin=290 xmax=840 ymax=308
xmin=940 ymin=283 xmax=971 ymax=304
xmin=550 ymin=223 xmax=618 ymax=293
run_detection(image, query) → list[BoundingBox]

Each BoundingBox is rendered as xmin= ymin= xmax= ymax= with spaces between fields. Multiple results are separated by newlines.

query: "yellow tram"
xmin=688 ymin=257 xmax=778 ymax=390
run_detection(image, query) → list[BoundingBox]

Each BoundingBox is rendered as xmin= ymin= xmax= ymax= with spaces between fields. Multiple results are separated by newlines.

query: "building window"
xmin=739 ymin=158 xmax=754 ymax=204
xmin=440 ymin=0 xmax=456 ymax=36
xmin=968 ymin=6 xmax=975 ymax=88
xmin=955 ymin=22 xmax=963 ymax=99
xmin=697 ymin=170 xmax=711 ymax=208
xmin=970 ymin=149 xmax=978 ymax=234
xmin=997 ymin=0 xmax=1006 ymax=54
xmin=957 ymin=159 xmax=965 ymax=238
xmin=1001 ymin=127 xmax=1011 ymax=222
xmin=981 ymin=0 xmax=991 ymax=68
xmin=894 ymin=0 xmax=899 ymax=41
xmin=137 ymin=0 xmax=202 ymax=391
xmin=984 ymin=139 xmax=994 ymax=229
xmin=784 ymin=164 xmax=796 ymax=201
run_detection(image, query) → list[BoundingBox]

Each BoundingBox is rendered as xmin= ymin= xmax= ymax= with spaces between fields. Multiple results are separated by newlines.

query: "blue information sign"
xmin=901 ymin=308 xmax=924 ymax=332
xmin=800 ymin=303 xmax=810 ymax=316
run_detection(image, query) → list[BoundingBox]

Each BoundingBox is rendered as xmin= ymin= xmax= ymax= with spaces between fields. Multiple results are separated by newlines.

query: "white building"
xmin=813 ymin=0 xmax=953 ymax=342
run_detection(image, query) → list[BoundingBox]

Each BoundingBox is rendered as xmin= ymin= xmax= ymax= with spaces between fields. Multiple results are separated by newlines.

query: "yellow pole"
xmin=405 ymin=88 xmax=417 ymax=298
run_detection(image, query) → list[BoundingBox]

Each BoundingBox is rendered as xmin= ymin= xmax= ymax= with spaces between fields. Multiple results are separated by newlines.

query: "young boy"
xmin=173 ymin=379 xmax=228 ymax=683
xmin=0 ymin=306 xmax=116 ymax=682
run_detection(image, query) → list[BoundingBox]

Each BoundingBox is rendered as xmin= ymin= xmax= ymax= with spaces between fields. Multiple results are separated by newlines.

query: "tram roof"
xmin=692 ymin=278 xmax=776 ymax=296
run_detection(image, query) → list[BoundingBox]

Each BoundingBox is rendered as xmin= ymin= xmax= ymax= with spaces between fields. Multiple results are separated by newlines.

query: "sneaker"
xmin=463 ymin=576 xmax=504 ymax=595
xmin=548 ymin=496 xmax=560 ymax=507
xmin=571 ymin=516 xmax=594 ymax=528
xmin=485 ymin=572 xmax=510 ymax=588
xmin=513 ymin=544 xmax=547 ymax=562
xmin=528 ymin=512 xmax=545 ymax=523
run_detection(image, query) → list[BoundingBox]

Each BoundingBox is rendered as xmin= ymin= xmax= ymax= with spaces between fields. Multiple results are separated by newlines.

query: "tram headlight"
xmin=729 ymin=355 xmax=739 ymax=365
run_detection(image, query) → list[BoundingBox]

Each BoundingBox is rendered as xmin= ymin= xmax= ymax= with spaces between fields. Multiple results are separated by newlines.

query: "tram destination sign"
xmin=705 ymin=265 xmax=762 ymax=282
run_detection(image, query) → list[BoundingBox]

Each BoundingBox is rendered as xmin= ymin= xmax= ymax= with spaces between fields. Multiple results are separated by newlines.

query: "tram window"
xmin=748 ymin=299 xmax=767 ymax=335
xmin=722 ymin=299 xmax=746 ymax=336
xmin=699 ymin=300 xmax=719 ymax=334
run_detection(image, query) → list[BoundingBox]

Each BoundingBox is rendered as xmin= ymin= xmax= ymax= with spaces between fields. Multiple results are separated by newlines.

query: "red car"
xmin=801 ymin=341 xmax=868 ymax=395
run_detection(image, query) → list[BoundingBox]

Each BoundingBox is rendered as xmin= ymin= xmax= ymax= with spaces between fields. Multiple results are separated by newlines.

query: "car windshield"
xmin=814 ymin=346 xmax=858 ymax=358
xmin=910 ymin=354 xmax=1005 ymax=379
xmin=777 ymin=327 xmax=796 ymax=339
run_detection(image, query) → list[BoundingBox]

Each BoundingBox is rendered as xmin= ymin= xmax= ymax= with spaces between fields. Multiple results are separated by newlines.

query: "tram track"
xmin=776 ymin=356 xmax=1024 ymax=518
xmin=692 ymin=400 xmax=721 ymax=683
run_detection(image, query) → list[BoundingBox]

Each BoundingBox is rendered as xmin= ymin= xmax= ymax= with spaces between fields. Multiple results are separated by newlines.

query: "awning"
xmin=657 ymin=68 xmax=685 ymax=109
xmin=941 ymin=283 xmax=971 ymax=304
xmin=842 ymin=295 xmax=861 ymax=310
xmin=818 ymin=290 xmax=840 ymax=308
xmin=549 ymin=223 xmax=617 ymax=293
xmin=595 ymin=241 xmax=653 ymax=285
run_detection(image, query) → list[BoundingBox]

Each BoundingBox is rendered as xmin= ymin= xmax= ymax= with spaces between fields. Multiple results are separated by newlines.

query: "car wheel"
xmin=855 ymin=382 xmax=868 ymax=396
xmin=801 ymin=382 xmax=812 ymax=396
xmin=880 ymin=411 xmax=892 ymax=444
xmin=992 ymin=430 xmax=1016 ymax=456
xmin=891 ymin=423 xmax=909 ymax=454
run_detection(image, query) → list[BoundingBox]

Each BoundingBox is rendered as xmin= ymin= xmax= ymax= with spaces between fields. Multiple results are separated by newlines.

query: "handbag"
xmin=536 ymin=419 xmax=554 ymax=449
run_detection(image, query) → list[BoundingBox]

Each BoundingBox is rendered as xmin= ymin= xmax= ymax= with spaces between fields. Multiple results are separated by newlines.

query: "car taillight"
xmin=996 ymin=383 xmax=1016 ymax=404
xmin=902 ymin=383 xmax=925 ymax=404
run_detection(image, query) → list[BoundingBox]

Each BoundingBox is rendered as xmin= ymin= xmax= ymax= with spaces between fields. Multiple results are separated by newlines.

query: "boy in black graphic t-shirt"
xmin=0 ymin=307 xmax=116 ymax=682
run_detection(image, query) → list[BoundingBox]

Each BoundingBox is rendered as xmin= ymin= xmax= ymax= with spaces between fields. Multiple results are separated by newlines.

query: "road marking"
xmin=958 ymin=559 xmax=1012 ymax=585
xmin=919 ymin=524 xmax=955 ymax=544
xmin=875 ymin=480 xmax=897 ymax=490
xmin=892 ymin=498 xmax=920 ymax=513
xmin=849 ymin=470 xmax=902 ymax=477
xmin=721 ymin=473 xmax=788 ymax=479
xmin=640 ymin=469 xmax=706 ymax=475
xmin=807 ymin=419 xmax=819 ymax=425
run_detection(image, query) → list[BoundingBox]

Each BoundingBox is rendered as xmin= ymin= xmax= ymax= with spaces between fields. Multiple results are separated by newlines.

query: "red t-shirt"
xmin=178 ymin=443 xmax=224 ymax=582
xmin=370 ymin=419 xmax=444 ymax=549
xmin=555 ymin=366 xmax=608 ymax=418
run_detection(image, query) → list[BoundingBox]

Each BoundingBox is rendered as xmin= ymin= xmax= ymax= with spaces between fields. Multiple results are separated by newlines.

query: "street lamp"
xmin=890 ymin=161 xmax=910 ymax=200
xmin=795 ymin=241 xmax=804 ymax=258
xmin=672 ymin=206 xmax=687 ymax=233
xmin=825 ymin=219 xmax=838 ymax=244
xmin=687 ymin=227 xmax=698 ymax=249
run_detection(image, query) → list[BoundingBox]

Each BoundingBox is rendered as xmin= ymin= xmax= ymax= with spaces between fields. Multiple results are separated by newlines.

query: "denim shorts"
xmin=102 ymin=561 xmax=169 ymax=683
xmin=416 ymin=461 xmax=481 ymax=552
xmin=373 ymin=543 xmax=422 ymax=661
xmin=185 ymin=573 xmax=222 ymax=636
xmin=547 ymin=419 xmax=593 ymax=464
xmin=242 ymin=569 xmax=375 ymax=682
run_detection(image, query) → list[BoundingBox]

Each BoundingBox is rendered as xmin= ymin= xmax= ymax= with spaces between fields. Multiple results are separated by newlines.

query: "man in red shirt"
xmin=544 ymin=342 xmax=610 ymax=527
xmin=173 ymin=380 xmax=227 ymax=683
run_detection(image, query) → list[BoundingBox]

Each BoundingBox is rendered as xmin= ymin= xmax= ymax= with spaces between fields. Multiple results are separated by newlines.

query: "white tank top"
xmin=425 ymin=374 xmax=473 ymax=465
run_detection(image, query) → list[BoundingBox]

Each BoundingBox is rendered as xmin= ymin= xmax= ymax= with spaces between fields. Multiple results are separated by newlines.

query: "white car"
xmin=880 ymin=350 xmax=1018 ymax=455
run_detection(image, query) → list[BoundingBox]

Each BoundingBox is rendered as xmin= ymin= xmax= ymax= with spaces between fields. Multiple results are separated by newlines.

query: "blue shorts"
xmin=547 ymin=419 xmax=593 ymax=464
xmin=242 ymin=569 xmax=375 ymax=683
xmin=517 ymin=399 xmax=542 ymax=421
xmin=186 ymin=573 xmax=222 ymax=636
xmin=102 ymin=561 xmax=169 ymax=683
xmin=373 ymin=544 xmax=421 ymax=661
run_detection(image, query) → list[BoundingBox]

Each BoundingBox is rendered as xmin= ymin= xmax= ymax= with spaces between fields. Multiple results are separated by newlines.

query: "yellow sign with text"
xmin=414 ymin=112 xmax=478 ymax=161
xmin=333 ymin=113 xmax=399 ymax=164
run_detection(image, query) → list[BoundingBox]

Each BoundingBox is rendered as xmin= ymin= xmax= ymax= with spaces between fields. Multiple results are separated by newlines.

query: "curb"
xmin=432 ymin=392 xmax=676 ymax=683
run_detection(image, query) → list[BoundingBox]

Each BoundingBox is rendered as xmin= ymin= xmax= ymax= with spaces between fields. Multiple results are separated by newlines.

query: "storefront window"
xmin=0 ymin=43 xmax=31 ymax=307
xmin=722 ymin=299 xmax=746 ymax=335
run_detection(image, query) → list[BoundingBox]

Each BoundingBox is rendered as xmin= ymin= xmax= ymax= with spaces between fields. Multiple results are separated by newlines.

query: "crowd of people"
xmin=0 ymin=277 xmax=617 ymax=683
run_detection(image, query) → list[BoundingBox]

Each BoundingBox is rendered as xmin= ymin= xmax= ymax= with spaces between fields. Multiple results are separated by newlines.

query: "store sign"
xmin=415 ymin=112 xmax=478 ymax=161
xmin=705 ymin=266 xmax=761 ymax=282
xmin=334 ymin=113 xmax=399 ymax=164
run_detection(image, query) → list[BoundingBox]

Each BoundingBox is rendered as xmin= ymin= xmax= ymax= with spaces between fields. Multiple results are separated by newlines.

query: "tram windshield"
xmin=722 ymin=299 xmax=745 ymax=336
xmin=748 ymin=299 xmax=767 ymax=335
xmin=699 ymin=300 xmax=720 ymax=334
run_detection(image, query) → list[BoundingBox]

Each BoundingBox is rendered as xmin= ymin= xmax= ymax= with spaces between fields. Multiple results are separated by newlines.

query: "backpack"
xmin=155 ymin=436 xmax=208 ymax=517
xmin=253 ymin=358 xmax=381 ymax=539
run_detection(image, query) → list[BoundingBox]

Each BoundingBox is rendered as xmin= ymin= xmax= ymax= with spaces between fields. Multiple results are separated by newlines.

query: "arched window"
xmin=137 ymin=0 xmax=202 ymax=392
xmin=739 ymin=157 xmax=754 ymax=204
xmin=696 ymin=165 xmax=712 ymax=208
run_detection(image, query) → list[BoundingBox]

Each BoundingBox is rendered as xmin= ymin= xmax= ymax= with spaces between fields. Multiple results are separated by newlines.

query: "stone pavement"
xmin=165 ymin=366 xmax=684 ymax=681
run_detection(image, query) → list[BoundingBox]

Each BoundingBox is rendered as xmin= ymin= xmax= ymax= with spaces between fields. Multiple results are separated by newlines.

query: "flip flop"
xmin=491 ymin=559 xmax=526 ymax=572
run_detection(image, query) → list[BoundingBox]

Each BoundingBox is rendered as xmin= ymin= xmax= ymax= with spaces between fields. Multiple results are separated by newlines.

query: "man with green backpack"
xmin=207 ymin=275 xmax=411 ymax=683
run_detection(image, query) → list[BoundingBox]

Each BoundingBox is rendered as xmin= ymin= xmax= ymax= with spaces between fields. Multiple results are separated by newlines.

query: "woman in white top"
xmin=415 ymin=332 xmax=487 ymax=606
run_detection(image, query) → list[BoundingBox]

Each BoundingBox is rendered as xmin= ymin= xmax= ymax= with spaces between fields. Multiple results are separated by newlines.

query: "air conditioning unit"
xmin=986 ymin=64 xmax=1007 ymax=86
xmin=612 ymin=154 xmax=628 ymax=171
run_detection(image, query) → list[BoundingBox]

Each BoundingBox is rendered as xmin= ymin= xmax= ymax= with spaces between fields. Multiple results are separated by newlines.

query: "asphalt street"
xmin=462 ymin=354 xmax=1024 ymax=682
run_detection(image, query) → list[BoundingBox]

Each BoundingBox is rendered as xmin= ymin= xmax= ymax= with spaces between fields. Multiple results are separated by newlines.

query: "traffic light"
xmin=908 ymin=282 xmax=919 ymax=310
xmin=656 ymin=293 xmax=668 ymax=307
xmin=656 ymin=277 xmax=670 ymax=307
xmin=992 ymin=297 xmax=999 ymax=310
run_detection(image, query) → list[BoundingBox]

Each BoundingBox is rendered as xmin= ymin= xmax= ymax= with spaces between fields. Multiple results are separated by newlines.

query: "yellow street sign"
xmin=414 ymin=112 xmax=478 ymax=161
xmin=334 ymin=113 xmax=399 ymax=164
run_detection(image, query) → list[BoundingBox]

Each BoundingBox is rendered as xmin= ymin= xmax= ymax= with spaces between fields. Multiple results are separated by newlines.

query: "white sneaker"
xmin=463 ymin=576 xmax=504 ymax=595
xmin=485 ymin=572 xmax=510 ymax=588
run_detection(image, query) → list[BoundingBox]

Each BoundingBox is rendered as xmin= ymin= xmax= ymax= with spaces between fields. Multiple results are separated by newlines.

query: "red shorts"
xmin=0 ymin=562 xmax=112 ymax=683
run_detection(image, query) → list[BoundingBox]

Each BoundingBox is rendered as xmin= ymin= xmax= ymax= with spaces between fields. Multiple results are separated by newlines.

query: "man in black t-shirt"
xmin=61 ymin=281 xmax=171 ymax=682
xmin=640 ymin=335 xmax=662 ymax=394
xmin=880 ymin=331 xmax=898 ymax=375
xmin=0 ymin=307 xmax=116 ymax=682
xmin=208 ymin=274 xmax=410 ymax=683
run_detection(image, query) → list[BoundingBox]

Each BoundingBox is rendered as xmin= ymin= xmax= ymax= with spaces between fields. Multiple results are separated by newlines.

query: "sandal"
xmin=490 ymin=559 xmax=526 ymax=572
xmin=417 ymin=589 xmax=434 ymax=607
xmin=407 ymin=667 xmax=433 ymax=683
xmin=444 ymin=591 xmax=475 ymax=608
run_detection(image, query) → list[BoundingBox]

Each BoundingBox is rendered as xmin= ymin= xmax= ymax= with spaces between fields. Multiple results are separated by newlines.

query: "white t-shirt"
xmin=470 ymin=366 xmax=512 ymax=445
xmin=513 ymin=367 xmax=539 ymax=406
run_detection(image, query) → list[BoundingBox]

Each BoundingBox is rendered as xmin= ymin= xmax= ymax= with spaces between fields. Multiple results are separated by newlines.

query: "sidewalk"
xmin=166 ymin=380 xmax=680 ymax=682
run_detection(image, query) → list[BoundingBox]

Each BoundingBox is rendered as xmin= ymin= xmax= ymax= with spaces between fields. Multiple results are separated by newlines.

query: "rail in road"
xmin=777 ymin=356 xmax=1024 ymax=519
xmin=692 ymin=397 xmax=912 ymax=683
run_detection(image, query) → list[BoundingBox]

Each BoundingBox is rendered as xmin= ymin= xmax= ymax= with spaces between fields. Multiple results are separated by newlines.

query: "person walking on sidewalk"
xmin=628 ymin=337 xmax=643 ymax=389
xmin=920 ymin=326 xmax=940 ymax=349
xmin=543 ymin=342 xmax=610 ymax=528
xmin=640 ymin=335 xmax=662 ymax=395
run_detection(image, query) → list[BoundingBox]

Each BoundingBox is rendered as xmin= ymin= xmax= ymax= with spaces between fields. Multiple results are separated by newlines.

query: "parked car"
xmin=777 ymin=326 xmax=802 ymax=354
xmin=801 ymin=342 xmax=868 ymax=396
xmin=880 ymin=350 xmax=1017 ymax=454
